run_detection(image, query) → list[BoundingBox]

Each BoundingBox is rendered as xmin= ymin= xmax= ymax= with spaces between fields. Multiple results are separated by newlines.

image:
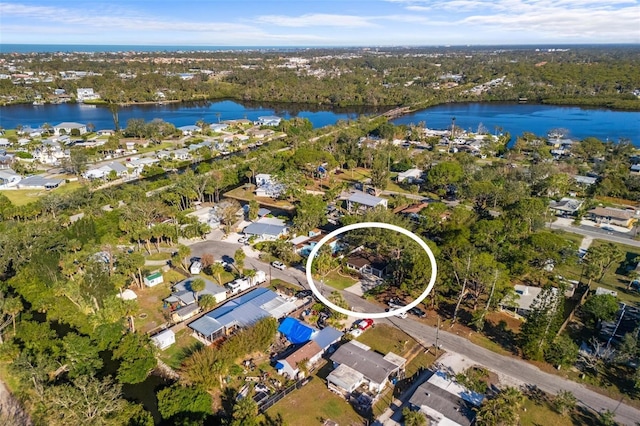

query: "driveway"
xmin=548 ymin=218 xmax=640 ymax=248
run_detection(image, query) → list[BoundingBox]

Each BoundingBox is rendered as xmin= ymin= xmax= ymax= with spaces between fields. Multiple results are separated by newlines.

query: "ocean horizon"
xmin=2 ymin=43 xmax=638 ymax=54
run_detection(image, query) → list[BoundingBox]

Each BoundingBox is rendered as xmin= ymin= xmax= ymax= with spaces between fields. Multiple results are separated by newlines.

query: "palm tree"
xmin=210 ymin=263 xmax=225 ymax=286
xmin=244 ymin=269 xmax=257 ymax=285
xmin=4 ymin=296 xmax=23 ymax=334
xmin=199 ymin=294 xmax=217 ymax=311
xmin=190 ymin=278 xmax=206 ymax=305
xmin=234 ymin=248 xmax=246 ymax=275
xmin=176 ymin=244 xmax=191 ymax=272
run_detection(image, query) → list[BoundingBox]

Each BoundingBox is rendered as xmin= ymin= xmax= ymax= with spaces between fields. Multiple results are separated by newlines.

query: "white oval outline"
xmin=305 ymin=222 xmax=437 ymax=319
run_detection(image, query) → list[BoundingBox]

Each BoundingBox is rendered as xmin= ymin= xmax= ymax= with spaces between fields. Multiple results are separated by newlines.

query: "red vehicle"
xmin=358 ymin=318 xmax=374 ymax=330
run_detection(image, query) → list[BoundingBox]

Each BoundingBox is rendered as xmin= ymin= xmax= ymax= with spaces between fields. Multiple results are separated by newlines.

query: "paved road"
xmin=189 ymin=238 xmax=640 ymax=425
xmin=548 ymin=221 xmax=640 ymax=248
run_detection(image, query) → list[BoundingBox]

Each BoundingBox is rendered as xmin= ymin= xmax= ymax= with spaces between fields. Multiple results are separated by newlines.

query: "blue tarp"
xmin=278 ymin=317 xmax=315 ymax=344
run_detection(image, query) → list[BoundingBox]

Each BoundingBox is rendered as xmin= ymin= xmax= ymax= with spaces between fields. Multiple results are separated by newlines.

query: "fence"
xmin=258 ymin=376 xmax=313 ymax=412
xmin=558 ymin=284 xmax=590 ymax=334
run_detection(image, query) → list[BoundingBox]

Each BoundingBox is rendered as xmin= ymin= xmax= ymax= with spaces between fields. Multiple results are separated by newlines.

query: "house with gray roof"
xmin=328 ymin=341 xmax=403 ymax=394
xmin=0 ymin=169 xmax=21 ymax=189
xmin=346 ymin=191 xmax=388 ymax=213
xmin=549 ymin=197 xmax=583 ymax=217
xmin=407 ymin=370 xmax=484 ymax=426
xmin=17 ymin=175 xmax=64 ymax=189
xmin=164 ymin=277 xmax=228 ymax=309
xmin=243 ymin=217 xmax=288 ymax=241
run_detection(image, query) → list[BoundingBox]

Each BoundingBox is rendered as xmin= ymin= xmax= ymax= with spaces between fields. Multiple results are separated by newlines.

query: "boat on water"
xmin=32 ymin=100 xmax=44 ymax=105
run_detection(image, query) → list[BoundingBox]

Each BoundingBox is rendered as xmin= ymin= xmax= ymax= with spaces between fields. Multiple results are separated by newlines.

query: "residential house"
xmin=394 ymin=202 xmax=430 ymax=223
xmin=588 ymin=207 xmax=637 ymax=228
xmin=178 ymin=125 xmax=201 ymax=136
xmin=327 ymin=340 xmax=404 ymax=395
xmin=164 ymin=277 xmax=228 ymax=311
xmin=17 ymin=175 xmax=64 ymax=189
xmin=0 ymin=138 xmax=11 ymax=147
xmin=549 ymin=197 xmax=583 ymax=217
xmin=574 ymin=175 xmax=597 ymax=186
xmin=84 ymin=161 xmax=128 ymax=180
xmin=276 ymin=340 xmax=323 ymax=379
xmin=151 ymin=329 xmax=175 ymax=350
xmin=76 ymin=88 xmax=100 ymax=101
xmin=210 ymin=123 xmax=229 ymax=132
xmin=396 ymin=168 xmax=423 ymax=183
xmin=126 ymin=157 xmax=160 ymax=176
xmin=500 ymin=285 xmax=560 ymax=319
xmin=346 ymin=251 xmax=388 ymax=278
xmin=0 ymin=169 xmax=21 ymax=189
xmin=346 ymin=191 xmax=388 ymax=213
xmin=407 ymin=370 xmax=484 ymax=426
xmin=189 ymin=288 xmax=297 ymax=343
xmin=53 ymin=122 xmax=87 ymax=136
xmin=256 ymin=116 xmax=282 ymax=126
xmin=243 ymin=217 xmax=288 ymax=241
xmin=255 ymin=173 xmax=285 ymax=198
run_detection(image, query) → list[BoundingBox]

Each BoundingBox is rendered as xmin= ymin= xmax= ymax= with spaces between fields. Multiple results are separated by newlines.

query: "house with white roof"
xmin=255 ymin=173 xmax=285 ymax=199
xmin=84 ymin=161 xmax=128 ymax=180
xmin=397 ymin=168 xmax=423 ymax=183
xmin=151 ymin=329 xmax=175 ymax=350
xmin=178 ymin=125 xmax=201 ymax=136
xmin=164 ymin=277 xmax=228 ymax=309
xmin=53 ymin=122 xmax=87 ymax=136
xmin=256 ymin=116 xmax=282 ymax=126
xmin=0 ymin=169 xmax=21 ymax=189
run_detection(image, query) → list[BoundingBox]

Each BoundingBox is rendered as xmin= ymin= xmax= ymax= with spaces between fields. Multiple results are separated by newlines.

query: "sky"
xmin=0 ymin=0 xmax=638 ymax=46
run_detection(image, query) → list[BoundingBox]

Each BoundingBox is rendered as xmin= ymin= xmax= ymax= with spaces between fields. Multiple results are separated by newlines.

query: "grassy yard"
xmin=157 ymin=328 xmax=203 ymax=369
xmin=357 ymin=324 xmax=416 ymax=356
xmin=223 ymin=185 xmax=295 ymax=211
xmin=1 ymin=180 xmax=84 ymax=206
xmin=267 ymin=374 xmax=364 ymax=426
xmin=135 ymin=282 xmax=172 ymax=334
xmin=519 ymin=396 xmax=574 ymax=426
xmin=321 ymin=270 xmax=358 ymax=291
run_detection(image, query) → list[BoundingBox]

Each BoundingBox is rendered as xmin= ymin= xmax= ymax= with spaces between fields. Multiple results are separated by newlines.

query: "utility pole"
xmin=435 ymin=315 xmax=440 ymax=357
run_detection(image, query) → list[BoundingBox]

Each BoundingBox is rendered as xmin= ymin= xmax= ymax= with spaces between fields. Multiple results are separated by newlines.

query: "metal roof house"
xmin=346 ymin=191 xmax=388 ymax=213
xmin=549 ymin=197 xmax=583 ymax=217
xmin=188 ymin=288 xmax=296 ymax=343
xmin=256 ymin=116 xmax=282 ymax=126
xmin=17 ymin=175 xmax=64 ymax=189
xmin=53 ymin=122 xmax=87 ymax=136
xmin=243 ymin=217 xmax=288 ymax=241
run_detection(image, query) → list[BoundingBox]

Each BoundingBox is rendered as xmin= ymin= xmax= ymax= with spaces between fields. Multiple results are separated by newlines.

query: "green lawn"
xmin=157 ymin=328 xmax=203 ymax=369
xmin=321 ymin=270 xmax=358 ymax=291
xmin=519 ymin=396 xmax=579 ymax=426
xmin=357 ymin=324 xmax=415 ymax=356
xmin=1 ymin=180 xmax=84 ymax=206
xmin=267 ymin=373 xmax=364 ymax=426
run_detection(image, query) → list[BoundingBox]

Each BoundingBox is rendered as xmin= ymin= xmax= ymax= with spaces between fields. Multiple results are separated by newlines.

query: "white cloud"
xmin=256 ymin=13 xmax=377 ymax=28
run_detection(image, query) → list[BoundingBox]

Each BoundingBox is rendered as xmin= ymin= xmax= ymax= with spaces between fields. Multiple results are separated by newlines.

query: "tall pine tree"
xmin=519 ymin=285 xmax=564 ymax=360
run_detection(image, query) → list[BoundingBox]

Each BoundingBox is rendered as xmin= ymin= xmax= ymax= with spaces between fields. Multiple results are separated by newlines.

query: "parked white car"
xmin=271 ymin=261 xmax=286 ymax=270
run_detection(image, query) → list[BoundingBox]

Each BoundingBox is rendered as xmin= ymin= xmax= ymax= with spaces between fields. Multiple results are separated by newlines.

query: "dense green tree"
xmin=112 ymin=333 xmax=157 ymax=384
xmin=582 ymin=294 xmax=620 ymax=328
xmin=553 ymin=390 xmax=577 ymax=416
xmin=544 ymin=335 xmax=579 ymax=368
xmin=402 ymin=407 xmax=427 ymax=426
xmin=157 ymin=384 xmax=212 ymax=422
xmin=292 ymin=193 xmax=328 ymax=234
xmin=62 ymin=333 xmax=104 ymax=378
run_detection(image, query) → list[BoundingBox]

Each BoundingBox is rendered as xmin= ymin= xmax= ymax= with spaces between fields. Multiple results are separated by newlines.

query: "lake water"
xmin=0 ymin=100 xmax=377 ymax=132
xmin=0 ymin=100 xmax=638 ymax=144
xmin=392 ymin=102 xmax=640 ymax=144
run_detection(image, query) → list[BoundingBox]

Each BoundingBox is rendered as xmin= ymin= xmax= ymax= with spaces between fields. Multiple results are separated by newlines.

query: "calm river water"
xmin=0 ymin=100 xmax=638 ymax=144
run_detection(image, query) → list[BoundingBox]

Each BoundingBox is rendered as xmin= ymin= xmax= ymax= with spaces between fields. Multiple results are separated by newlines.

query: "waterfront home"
xmin=76 ymin=88 xmax=100 ymax=101
xmin=256 ymin=115 xmax=282 ymax=126
xmin=151 ymin=329 xmax=175 ymax=350
xmin=178 ymin=125 xmax=201 ymax=136
xmin=53 ymin=122 xmax=87 ymax=136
